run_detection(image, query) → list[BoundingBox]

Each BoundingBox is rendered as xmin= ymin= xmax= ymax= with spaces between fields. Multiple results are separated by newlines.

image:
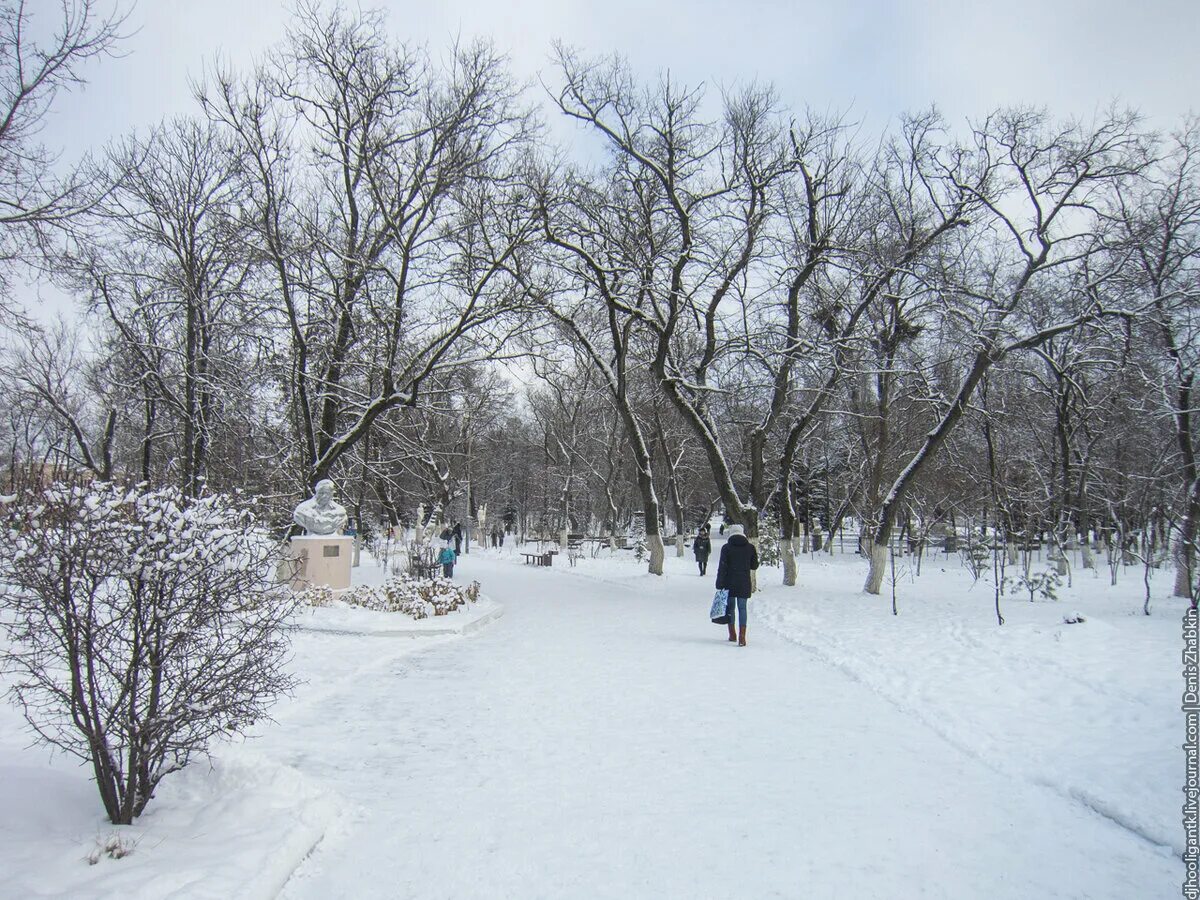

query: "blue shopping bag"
xmin=709 ymin=588 xmax=731 ymax=624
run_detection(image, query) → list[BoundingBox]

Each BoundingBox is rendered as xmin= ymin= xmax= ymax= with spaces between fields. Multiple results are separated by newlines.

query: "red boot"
xmin=727 ymin=622 xmax=737 ymax=642
xmin=738 ymin=625 xmax=747 ymax=647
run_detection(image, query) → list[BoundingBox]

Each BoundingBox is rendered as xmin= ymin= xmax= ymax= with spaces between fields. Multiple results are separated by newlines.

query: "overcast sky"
xmin=23 ymin=0 xmax=1200 ymax=314
xmin=44 ymin=0 xmax=1200 ymax=146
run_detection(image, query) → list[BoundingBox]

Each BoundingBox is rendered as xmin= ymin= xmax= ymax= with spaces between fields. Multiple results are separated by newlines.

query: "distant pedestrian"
xmin=453 ymin=522 xmax=463 ymax=556
xmin=438 ymin=543 xmax=456 ymax=578
xmin=692 ymin=525 xmax=712 ymax=576
xmin=715 ymin=524 xmax=758 ymax=646
xmin=719 ymin=522 xmax=725 ymax=536
xmin=491 ymin=527 xmax=499 ymax=548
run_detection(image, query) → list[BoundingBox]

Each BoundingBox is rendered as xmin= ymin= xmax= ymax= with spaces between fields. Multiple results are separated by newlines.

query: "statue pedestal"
xmin=289 ymin=535 xmax=353 ymax=591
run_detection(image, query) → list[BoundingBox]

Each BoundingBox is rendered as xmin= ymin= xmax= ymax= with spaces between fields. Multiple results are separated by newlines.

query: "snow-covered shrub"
xmin=299 ymin=583 xmax=336 ymax=607
xmin=342 ymin=584 xmax=382 ymax=609
xmin=379 ymin=582 xmax=432 ymax=618
xmin=383 ymin=574 xmax=479 ymax=616
xmin=0 ymin=483 xmax=299 ymax=825
xmin=295 ymin=573 xmax=480 ymax=619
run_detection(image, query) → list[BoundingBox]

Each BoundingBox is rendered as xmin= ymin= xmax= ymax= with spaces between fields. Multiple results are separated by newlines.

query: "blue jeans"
xmin=725 ymin=595 xmax=748 ymax=628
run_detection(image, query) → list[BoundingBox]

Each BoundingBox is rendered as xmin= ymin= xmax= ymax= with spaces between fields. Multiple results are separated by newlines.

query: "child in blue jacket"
xmin=438 ymin=544 xmax=456 ymax=578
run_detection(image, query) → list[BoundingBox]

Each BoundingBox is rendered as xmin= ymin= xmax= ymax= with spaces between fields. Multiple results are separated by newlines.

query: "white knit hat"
xmin=727 ymin=524 xmax=744 ymax=537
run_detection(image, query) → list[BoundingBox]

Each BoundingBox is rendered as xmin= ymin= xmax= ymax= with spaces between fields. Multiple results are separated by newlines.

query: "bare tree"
xmin=0 ymin=0 xmax=126 ymax=313
xmin=0 ymin=319 xmax=115 ymax=478
xmin=545 ymin=49 xmax=795 ymax=558
xmin=203 ymin=5 xmax=538 ymax=495
xmin=55 ymin=120 xmax=255 ymax=497
xmin=1115 ymin=119 xmax=1200 ymax=600
xmin=863 ymin=108 xmax=1150 ymax=593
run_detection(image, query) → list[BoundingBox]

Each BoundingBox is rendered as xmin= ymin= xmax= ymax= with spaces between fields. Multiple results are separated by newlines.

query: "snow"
xmin=294 ymin=596 xmax=503 ymax=637
xmin=0 ymin=727 xmax=340 ymax=899
xmin=0 ymin=540 xmax=1186 ymax=898
xmin=754 ymin=549 xmax=1188 ymax=857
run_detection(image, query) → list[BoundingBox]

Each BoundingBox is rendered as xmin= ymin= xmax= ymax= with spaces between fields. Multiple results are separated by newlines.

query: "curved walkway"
xmin=272 ymin=553 xmax=1178 ymax=899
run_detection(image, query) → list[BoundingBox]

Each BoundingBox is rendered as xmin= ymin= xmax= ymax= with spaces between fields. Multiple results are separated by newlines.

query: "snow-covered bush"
xmin=341 ymin=583 xmax=383 ymax=609
xmin=302 ymin=583 xmax=336 ymax=607
xmin=298 ymin=574 xmax=480 ymax=618
xmin=0 ymin=483 xmax=299 ymax=825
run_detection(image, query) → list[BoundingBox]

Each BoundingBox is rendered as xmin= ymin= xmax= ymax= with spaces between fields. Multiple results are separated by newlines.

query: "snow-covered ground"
xmin=755 ymin=547 xmax=1186 ymax=858
xmin=0 ymin=539 xmax=1186 ymax=898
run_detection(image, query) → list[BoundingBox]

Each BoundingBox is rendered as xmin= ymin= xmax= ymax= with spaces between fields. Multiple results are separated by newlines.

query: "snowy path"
xmin=270 ymin=553 xmax=1178 ymax=899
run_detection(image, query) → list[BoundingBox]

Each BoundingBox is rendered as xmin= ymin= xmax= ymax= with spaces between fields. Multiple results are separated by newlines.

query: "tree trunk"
xmin=141 ymin=383 xmax=156 ymax=483
xmin=864 ymin=542 xmax=888 ymax=595
xmin=1176 ymin=478 xmax=1199 ymax=601
xmin=781 ymin=537 xmax=797 ymax=587
xmin=91 ymin=748 xmax=123 ymax=824
xmin=635 ymin=464 xmax=663 ymax=576
xmin=646 ymin=533 xmax=665 ymax=575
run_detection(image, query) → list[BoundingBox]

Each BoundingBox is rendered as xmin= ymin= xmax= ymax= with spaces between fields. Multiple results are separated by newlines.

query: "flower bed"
xmin=298 ymin=574 xmax=480 ymax=619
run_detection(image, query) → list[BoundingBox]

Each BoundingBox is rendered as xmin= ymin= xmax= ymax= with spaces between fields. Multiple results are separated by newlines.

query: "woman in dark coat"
xmin=692 ymin=525 xmax=712 ymax=575
xmin=715 ymin=524 xmax=758 ymax=646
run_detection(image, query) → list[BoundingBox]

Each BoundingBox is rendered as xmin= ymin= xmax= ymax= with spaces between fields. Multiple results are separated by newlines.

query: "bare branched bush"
xmin=0 ymin=482 xmax=299 ymax=824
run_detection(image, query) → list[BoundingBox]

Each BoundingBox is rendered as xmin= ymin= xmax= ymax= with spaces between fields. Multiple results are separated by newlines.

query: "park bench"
xmin=521 ymin=552 xmax=553 ymax=567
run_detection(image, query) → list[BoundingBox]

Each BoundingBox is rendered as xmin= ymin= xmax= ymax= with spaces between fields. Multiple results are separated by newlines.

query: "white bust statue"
xmin=293 ymin=479 xmax=348 ymax=536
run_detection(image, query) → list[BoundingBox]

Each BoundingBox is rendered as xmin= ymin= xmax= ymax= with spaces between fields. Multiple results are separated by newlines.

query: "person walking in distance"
xmin=715 ymin=524 xmax=757 ymax=646
xmin=692 ymin=524 xmax=712 ymax=576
